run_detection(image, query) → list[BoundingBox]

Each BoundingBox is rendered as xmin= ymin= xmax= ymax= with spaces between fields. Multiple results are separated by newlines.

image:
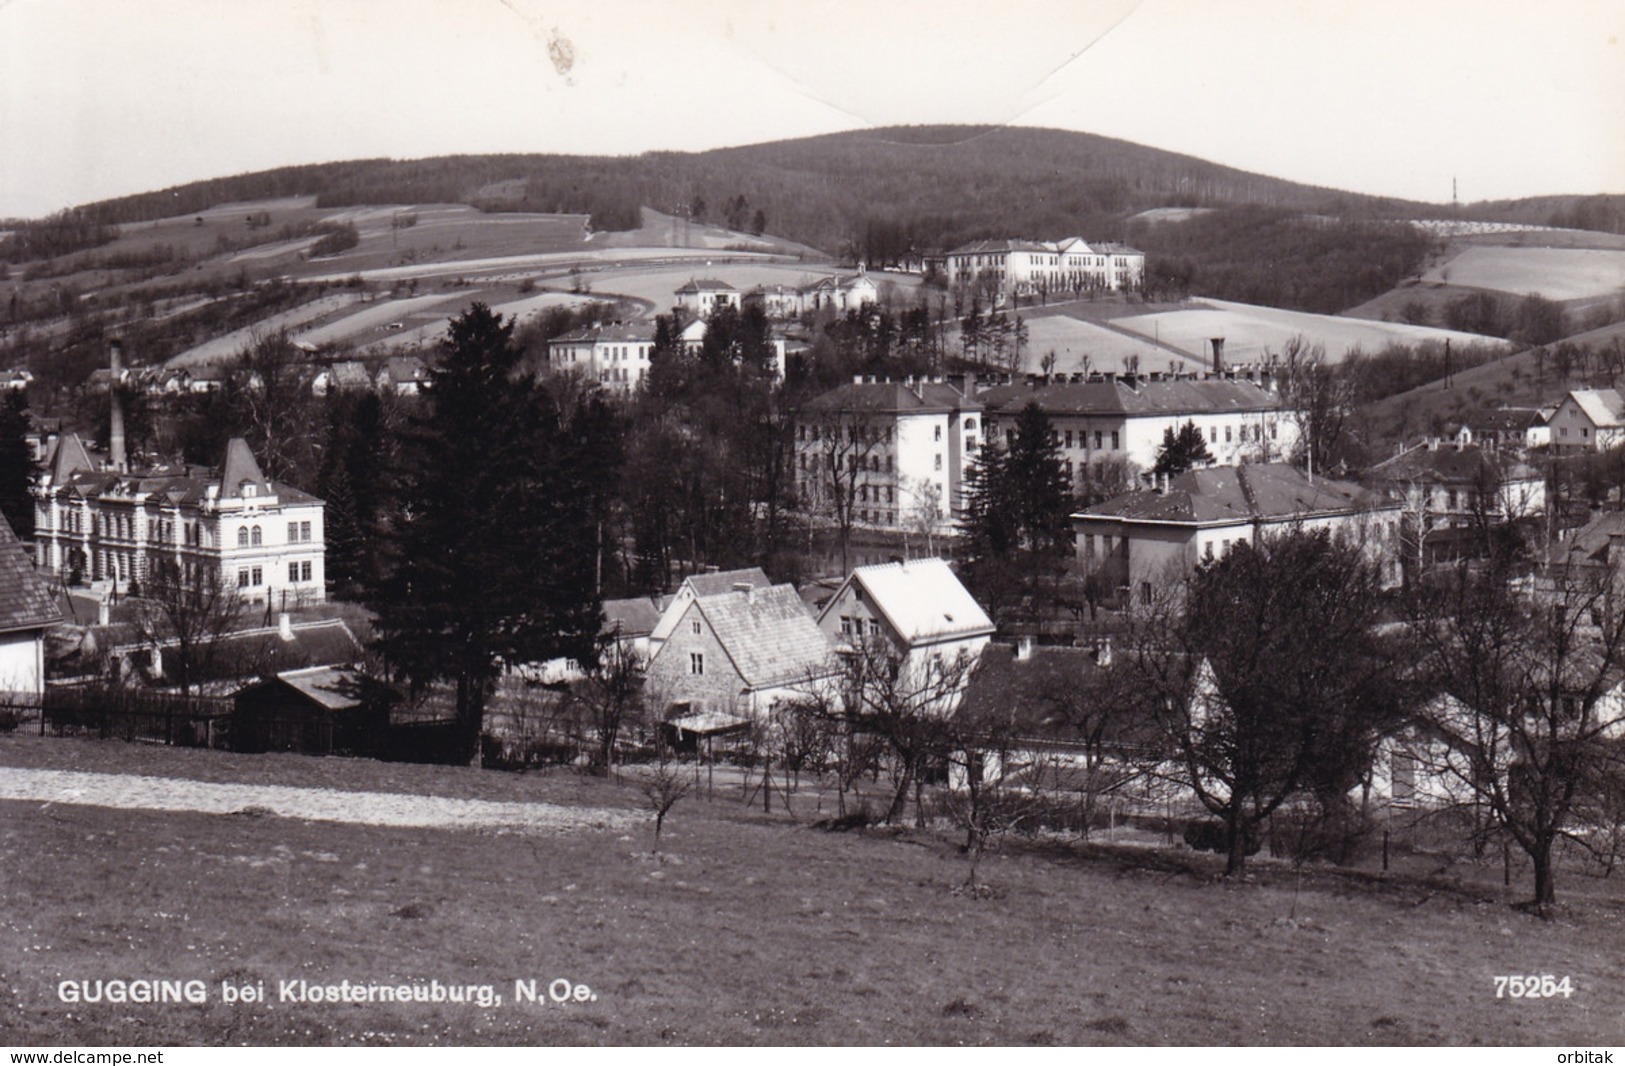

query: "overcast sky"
xmin=2 ymin=0 xmax=1622 ymax=220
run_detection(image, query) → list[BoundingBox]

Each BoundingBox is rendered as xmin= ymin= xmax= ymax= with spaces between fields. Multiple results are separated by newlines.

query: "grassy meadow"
xmin=4 ymin=733 xmax=1625 ymax=1046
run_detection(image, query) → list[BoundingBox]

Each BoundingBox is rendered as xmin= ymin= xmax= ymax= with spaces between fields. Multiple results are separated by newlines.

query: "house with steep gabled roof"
xmin=1072 ymin=463 xmax=1403 ymax=599
xmin=0 ymin=515 xmax=63 ymax=701
xmin=818 ymin=557 xmax=994 ymax=658
xmin=645 ymin=582 xmax=837 ymax=720
xmin=816 ymin=558 xmax=995 ymax=714
xmin=1548 ymin=388 xmax=1625 ymax=453
xmin=648 ymin=567 xmax=770 ymax=650
xmin=377 ymin=355 xmax=430 ymax=396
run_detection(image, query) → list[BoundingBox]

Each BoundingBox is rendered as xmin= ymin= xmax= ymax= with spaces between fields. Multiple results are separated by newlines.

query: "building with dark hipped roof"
xmin=1072 ymin=463 xmax=1402 ymax=599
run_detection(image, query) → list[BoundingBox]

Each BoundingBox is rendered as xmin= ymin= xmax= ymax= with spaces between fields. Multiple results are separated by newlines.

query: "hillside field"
xmin=1421 ymin=246 xmax=1625 ymax=302
xmin=1111 ymin=299 xmax=1507 ymax=365
xmin=3 ymin=734 xmax=1624 ymax=1047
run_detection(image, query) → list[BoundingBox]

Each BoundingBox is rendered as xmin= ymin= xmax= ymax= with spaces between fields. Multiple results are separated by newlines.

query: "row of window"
xmin=838 ymin=615 xmax=883 ymax=638
xmin=50 ymin=510 xmax=206 ymax=546
xmin=236 ymin=561 xmax=314 ymax=588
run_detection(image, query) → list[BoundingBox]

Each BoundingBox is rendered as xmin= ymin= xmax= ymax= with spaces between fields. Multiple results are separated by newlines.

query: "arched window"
xmin=237 ymin=527 xmax=248 ymax=547
xmin=251 ymin=525 xmax=262 ymax=546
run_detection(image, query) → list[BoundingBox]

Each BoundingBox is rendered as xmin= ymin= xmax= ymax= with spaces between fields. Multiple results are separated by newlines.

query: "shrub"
xmin=1183 ymin=819 xmax=1261 ymax=856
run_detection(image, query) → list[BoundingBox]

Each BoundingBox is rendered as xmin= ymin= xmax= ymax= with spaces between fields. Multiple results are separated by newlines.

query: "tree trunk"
xmin=885 ymin=761 xmax=914 ymax=824
xmin=1225 ymin=806 xmax=1249 ymax=877
xmin=455 ymin=672 xmax=485 ymax=766
xmin=1531 ymin=838 xmax=1556 ymax=913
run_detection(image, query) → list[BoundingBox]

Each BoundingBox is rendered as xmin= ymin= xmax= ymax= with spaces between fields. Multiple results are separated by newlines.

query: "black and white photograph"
xmin=2 ymin=0 xmax=1624 ymax=1050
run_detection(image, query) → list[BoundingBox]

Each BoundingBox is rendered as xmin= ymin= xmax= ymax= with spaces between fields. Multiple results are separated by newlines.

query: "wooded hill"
xmin=0 ymin=125 xmax=1467 ymax=263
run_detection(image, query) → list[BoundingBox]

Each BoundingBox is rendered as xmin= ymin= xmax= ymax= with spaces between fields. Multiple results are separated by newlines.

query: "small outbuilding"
xmin=231 ymin=665 xmax=368 ymax=755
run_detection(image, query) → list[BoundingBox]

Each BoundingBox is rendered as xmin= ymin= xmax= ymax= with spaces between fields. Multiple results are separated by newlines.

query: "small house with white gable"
xmin=1548 ymin=389 xmax=1625 ymax=454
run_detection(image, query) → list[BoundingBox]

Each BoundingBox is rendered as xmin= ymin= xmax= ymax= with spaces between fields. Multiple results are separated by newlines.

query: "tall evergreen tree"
xmin=367 ymin=303 xmax=608 ymax=762
xmin=1152 ymin=420 xmax=1214 ymax=478
xmin=962 ymin=402 xmax=1073 ymax=618
xmin=0 ymin=390 xmax=37 ymax=540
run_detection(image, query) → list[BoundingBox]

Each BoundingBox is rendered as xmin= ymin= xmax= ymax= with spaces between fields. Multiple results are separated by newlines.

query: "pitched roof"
xmin=957 ymin=642 xmax=1157 ymax=744
xmin=46 ymin=433 xmax=95 ymax=481
xmin=0 ymin=516 xmax=62 ymax=636
xmin=1370 ymin=443 xmax=1538 ymax=486
xmin=977 ymin=378 xmax=1280 ymax=418
xmin=830 ymin=558 xmax=995 ymax=646
xmin=1567 ymin=389 xmax=1625 ymax=428
xmin=676 ymin=279 xmax=737 ymax=293
xmin=1552 ymin=511 xmax=1625 ymax=568
xmin=802 ymin=381 xmax=978 ymax=417
xmin=693 ymin=584 xmax=835 ymax=689
xmin=255 ymin=665 xmax=363 ymax=711
xmin=1080 ymin=464 xmax=1386 ymax=525
xmin=219 ymin=438 xmax=269 ymax=497
xmin=602 ymin=596 xmax=665 ymax=639
xmin=550 ymin=323 xmax=652 ymax=345
xmin=683 ymin=567 xmax=771 ymax=597
xmin=945 ymin=239 xmax=1054 ymax=256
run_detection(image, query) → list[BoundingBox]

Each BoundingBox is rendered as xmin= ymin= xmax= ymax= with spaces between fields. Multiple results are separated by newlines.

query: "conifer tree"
xmin=368 ymin=303 xmax=609 ymax=762
xmin=0 ymin=390 xmax=36 ymax=541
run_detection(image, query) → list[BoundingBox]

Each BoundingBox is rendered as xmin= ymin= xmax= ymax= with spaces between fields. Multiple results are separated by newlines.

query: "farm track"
xmin=0 ymin=766 xmax=638 ymax=834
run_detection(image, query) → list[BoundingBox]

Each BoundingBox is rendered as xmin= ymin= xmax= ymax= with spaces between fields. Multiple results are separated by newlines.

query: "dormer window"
xmin=242 ymin=483 xmax=256 ymax=498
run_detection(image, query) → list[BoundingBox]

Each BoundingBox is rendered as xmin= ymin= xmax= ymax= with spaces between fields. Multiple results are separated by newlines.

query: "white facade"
xmin=980 ymin=377 xmax=1298 ymax=488
xmin=33 ymin=437 xmax=327 ymax=607
xmin=0 ymin=632 xmax=46 ymax=699
xmin=794 ymin=379 xmax=982 ymax=532
xmin=1548 ymin=389 xmax=1625 ymax=454
xmin=548 ymin=325 xmax=655 ymax=393
xmin=944 ymin=238 xmax=1145 ymax=303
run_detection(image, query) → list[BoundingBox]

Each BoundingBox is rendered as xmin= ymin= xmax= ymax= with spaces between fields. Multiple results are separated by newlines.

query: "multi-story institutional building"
xmin=548 ymin=304 xmax=790 ymax=394
xmin=33 ymin=435 xmax=326 ymax=607
xmin=794 ymin=378 xmax=983 ymax=533
xmin=943 ymin=238 xmax=1145 ymax=303
xmin=978 ymin=375 xmax=1298 ymax=489
xmin=547 ymin=323 xmax=655 ymax=393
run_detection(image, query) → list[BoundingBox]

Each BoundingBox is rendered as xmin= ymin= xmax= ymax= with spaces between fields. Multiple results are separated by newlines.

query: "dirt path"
xmin=0 ymin=767 xmax=637 ymax=833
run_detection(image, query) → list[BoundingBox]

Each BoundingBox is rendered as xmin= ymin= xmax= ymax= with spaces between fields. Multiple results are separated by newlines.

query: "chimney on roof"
xmin=1016 ymin=635 xmax=1035 ymax=662
xmin=108 ymin=338 xmax=127 ymax=473
xmin=1210 ymin=337 xmax=1226 ymax=375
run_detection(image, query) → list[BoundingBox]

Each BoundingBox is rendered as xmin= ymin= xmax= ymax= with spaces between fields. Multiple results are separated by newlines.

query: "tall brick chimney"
xmin=1210 ymin=337 xmax=1226 ymax=376
xmin=108 ymin=338 xmax=127 ymax=473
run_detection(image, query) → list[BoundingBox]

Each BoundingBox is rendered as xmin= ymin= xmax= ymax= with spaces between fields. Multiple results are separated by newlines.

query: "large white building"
xmin=978 ymin=375 xmax=1298 ymax=489
xmin=943 ymin=238 xmax=1145 ymax=304
xmin=794 ymin=377 xmax=983 ymax=533
xmin=33 ymin=435 xmax=326 ymax=608
xmin=547 ymin=323 xmax=656 ymax=393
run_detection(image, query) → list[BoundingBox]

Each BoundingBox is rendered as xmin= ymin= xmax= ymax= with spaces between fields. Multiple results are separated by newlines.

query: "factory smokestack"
xmin=1210 ymin=337 xmax=1226 ymax=375
xmin=108 ymin=338 xmax=127 ymax=473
